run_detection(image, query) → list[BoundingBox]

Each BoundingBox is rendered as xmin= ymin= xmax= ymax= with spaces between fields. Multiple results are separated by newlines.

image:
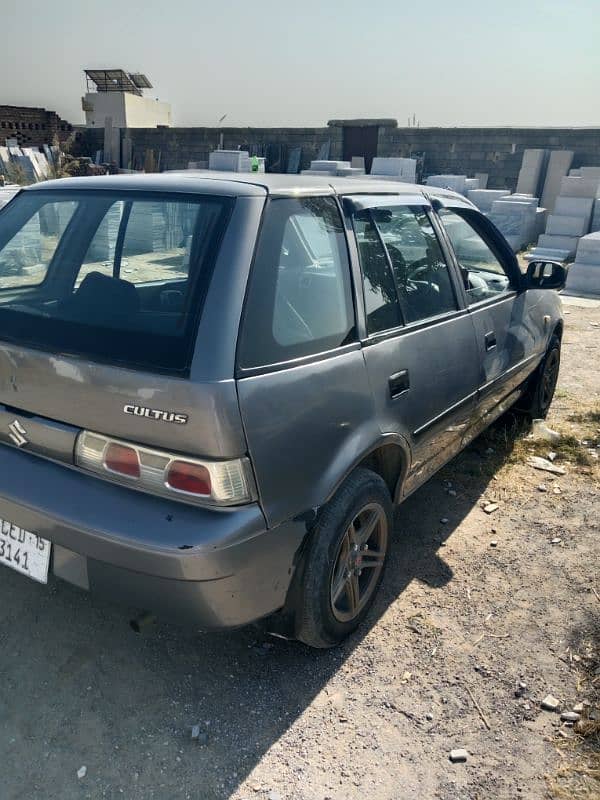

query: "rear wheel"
xmin=521 ymin=334 xmax=561 ymax=419
xmin=295 ymin=468 xmax=392 ymax=648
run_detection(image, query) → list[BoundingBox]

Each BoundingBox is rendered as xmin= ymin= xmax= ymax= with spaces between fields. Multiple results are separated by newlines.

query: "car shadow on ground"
xmin=0 ymin=414 xmax=527 ymax=800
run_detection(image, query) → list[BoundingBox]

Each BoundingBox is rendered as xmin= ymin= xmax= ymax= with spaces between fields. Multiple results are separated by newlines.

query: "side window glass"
xmin=437 ymin=208 xmax=513 ymax=304
xmin=353 ymin=213 xmax=402 ymax=334
xmin=0 ymin=200 xmax=76 ymax=290
xmin=239 ymin=197 xmax=356 ymax=368
xmin=375 ymin=206 xmax=458 ymax=323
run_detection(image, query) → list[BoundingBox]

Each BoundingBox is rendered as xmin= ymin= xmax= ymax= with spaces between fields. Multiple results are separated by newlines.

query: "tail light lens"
xmin=75 ymin=431 xmax=256 ymax=507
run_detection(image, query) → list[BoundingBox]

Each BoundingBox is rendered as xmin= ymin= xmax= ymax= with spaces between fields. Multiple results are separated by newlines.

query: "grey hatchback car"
xmin=0 ymin=172 xmax=565 ymax=647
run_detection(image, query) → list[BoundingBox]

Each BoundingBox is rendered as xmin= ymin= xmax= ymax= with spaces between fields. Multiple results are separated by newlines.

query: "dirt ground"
xmin=0 ymin=298 xmax=598 ymax=800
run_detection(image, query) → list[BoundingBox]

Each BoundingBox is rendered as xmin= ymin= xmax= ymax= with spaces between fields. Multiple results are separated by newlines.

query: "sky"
xmin=1 ymin=0 xmax=599 ymax=128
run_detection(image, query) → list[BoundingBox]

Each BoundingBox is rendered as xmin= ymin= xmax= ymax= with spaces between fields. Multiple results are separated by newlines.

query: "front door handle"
xmin=485 ymin=331 xmax=497 ymax=351
xmin=389 ymin=369 xmax=410 ymax=399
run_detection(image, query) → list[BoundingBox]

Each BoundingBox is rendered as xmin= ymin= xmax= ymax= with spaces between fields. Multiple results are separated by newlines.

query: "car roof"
xmin=24 ymin=170 xmax=473 ymax=206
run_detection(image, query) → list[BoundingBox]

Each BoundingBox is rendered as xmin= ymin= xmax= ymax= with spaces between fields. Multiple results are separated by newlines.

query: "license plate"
xmin=0 ymin=518 xmax=51 ymax=584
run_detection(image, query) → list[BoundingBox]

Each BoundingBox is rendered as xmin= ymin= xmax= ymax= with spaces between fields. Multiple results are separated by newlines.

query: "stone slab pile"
xmin=0 ymin=184 xmax=20 ymax=209
xmin=564 ymin=232 xmax=600 ymax=296
xmin=488 ymin=195 xmax=540 ymax=252
xmin=300 ymin=160 xmax=364 ymax=176
xmin=527 ymin=174 xmax=600 ymax=261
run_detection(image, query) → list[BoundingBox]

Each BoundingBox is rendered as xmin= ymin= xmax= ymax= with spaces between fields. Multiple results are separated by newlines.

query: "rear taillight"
xmin=75 ymin=431 xmax=256 ymax=507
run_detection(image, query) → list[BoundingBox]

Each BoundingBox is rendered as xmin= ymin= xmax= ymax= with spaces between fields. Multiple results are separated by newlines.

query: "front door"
xmin=346 ymin=195 xmax=481 ymax=496
xmin=435 ymin=206 xmax=543 ymax=431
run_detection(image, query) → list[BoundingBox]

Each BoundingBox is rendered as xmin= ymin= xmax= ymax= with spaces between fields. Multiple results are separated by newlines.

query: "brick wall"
xmin=0 ymin=105 xmax=74 ymax=148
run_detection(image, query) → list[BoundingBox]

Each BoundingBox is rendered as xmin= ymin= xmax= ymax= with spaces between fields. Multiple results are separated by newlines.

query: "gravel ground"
xmin=0 ymin=297 xmax=598 ymax=800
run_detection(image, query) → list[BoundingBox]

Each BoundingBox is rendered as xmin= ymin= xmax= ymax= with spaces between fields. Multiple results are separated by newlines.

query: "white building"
xmin=82 ymin=69 xmax=171 ymax=129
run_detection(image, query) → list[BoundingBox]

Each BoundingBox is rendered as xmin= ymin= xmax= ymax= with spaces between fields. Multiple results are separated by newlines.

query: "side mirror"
xmin=524 ymin=260 xmax=567 ymax=291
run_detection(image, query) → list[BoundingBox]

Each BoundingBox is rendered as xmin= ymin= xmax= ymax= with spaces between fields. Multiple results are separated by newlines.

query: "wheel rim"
xmin=329 ymin=502 xmax=388 ymax=623
xmin=540 ymin=349 xmax=559 ymax=411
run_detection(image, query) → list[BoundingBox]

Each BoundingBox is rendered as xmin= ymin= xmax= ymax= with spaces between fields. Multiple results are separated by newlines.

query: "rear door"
xmin=434 ymin=204 xmax=543 ymax=432
xmin=345 ymin=195 xmax=481 ymax=496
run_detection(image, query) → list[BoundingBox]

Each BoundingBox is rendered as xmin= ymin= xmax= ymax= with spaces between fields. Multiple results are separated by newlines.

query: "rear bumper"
xmin=0 ymin=446 xmax=306 ymax=628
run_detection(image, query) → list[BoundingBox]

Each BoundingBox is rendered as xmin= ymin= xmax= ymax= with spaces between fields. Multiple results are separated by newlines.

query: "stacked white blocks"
xmin=488 ymin=195 xmax=539 ymax=252
xmin=564 ymin=232 xmax=600 ymax=296
xmin=516 ymin=149 xmax=548 ymax=196
xmin=467 ymin=189 xmax=510 ymax=212
xmin=425 ymin=174 xmax=468 ymax=194
xmin=531 ymin=175 xmax=599 ymax=258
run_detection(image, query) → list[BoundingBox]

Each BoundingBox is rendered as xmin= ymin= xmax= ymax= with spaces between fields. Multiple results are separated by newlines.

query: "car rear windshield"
xmin=0 ymin=189 xmax=232 ymax=374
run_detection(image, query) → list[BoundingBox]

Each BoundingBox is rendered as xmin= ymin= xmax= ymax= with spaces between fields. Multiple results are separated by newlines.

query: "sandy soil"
xmin=0 ymin=298 xmax=598 ymax=800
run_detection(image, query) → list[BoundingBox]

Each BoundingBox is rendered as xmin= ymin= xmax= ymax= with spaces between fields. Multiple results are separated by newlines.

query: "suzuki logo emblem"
xmin=8 ymin=420 xmax=28 ymax=447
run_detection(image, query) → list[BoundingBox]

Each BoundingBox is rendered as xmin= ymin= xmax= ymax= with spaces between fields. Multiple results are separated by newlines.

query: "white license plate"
xmin=0 ymin=518 xmax=51 ymax=584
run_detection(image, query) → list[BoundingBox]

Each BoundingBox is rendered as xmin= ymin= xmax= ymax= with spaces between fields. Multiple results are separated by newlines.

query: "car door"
xmin=434 ymin=203 xmax=545 ymax=436
xmin=344 ymin=194 xmax=481 ymax=497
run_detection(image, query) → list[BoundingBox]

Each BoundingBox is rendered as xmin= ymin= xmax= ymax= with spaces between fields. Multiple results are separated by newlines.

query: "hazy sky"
xmin=2 ymin=0 xmax=599 ymax=128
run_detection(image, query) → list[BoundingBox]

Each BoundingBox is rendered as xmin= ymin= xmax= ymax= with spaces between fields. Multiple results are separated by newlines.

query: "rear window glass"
xmin=0 ymin=190 xmax=232 ymax=373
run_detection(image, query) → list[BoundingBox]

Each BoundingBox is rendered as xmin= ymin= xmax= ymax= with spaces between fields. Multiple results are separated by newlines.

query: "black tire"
xmin=521 ymin=334 xmax=561 ymax=419
xmin=295 ymin=468 xmax=393 ymax=649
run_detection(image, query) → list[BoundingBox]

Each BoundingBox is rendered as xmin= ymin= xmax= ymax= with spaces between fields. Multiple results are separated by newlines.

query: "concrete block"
xmin=564 ymin=261 xmax=600 ymax=297
xmin=524 ymin=247 xmax=571 ymax=263
xmin=579 ymin=167 xmax=600 ymax=181
xmin=554 ymin=196 xmax=594 ymax=221
xmin=536 ymin=208 xmax=548 ymax=236
xmin=426 ymin=174 xmax=467 ymax=194
xmin=546 ymin=214 xmax=589 ymax=236
xmin=540 ymin=150 xmax=574 ymax=213
xmin=464 ymin=178 xmax=480 ymax=192
xmin=474 ymin=172 xmax=488 ymax=189
xmin=559 ymin=176 xmax=600 ymax=198
xmin=466 ymin=189 xmax=508 ymax=212
xmin=537 ymin=234 xmax=579 ymax=256
xmin=516 ymin=149 xmax=548 ymax=195
xmin=575 ymin=231 xmax=600 ymax=255
xmin=569 ymin=169 xmax=582 ymax=177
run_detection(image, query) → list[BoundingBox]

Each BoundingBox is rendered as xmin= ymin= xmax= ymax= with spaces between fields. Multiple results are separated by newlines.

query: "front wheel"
xmin=521 ymin=334 xmax=561 ymax=419
xmin=295 ymin=468 xmax=392 ymax=648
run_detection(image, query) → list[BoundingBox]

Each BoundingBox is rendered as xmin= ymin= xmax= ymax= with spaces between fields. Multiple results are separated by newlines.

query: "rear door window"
xmin=238 ymin=196 xmax=356 ymax=368
xmin=0 ymin=190 xmax=232 ymax=373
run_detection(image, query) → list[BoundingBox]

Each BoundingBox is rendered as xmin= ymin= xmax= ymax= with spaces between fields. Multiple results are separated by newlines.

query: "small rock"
xmin=449 ymin=749 xmax=468 ymax=763
xmin=541 ymin=695 xmax=561 ymax=712
xmin=531 ymin=419 xmax=561 ymax=443
xmin=553 ymin=486 xmax=562 ymax=495
xmin=191 ymin=726 xmax=209 ymax=745
xmin=551 ymin=537 xmax=562 ymax=545
xmin=483 ymin=503 xmax=499 ymax=514
xmin=448 ymin=489 xmax=457 ymax=497
xmin=490 ymin=540 xmax=498 ymax=547
xmin=77 ymin=766 xmax=87 ymax=780
xmin=191 ymin=724 xmax=201 ymax=740
xmin=440 ymin=517 xmax=449 ymax=524
xmin=269 ymin=792 xmax=282 ymax=800
xmin=426 ymin=712 xmax=434 ymax=721
xmin=485 ymin=447 xmax=495 ymax=455
xmin=515 ymin=681 xmax=527 ymax=697
xmin=561 ymin=711 xmax=581 ymax=723
xmin=527 ymin=456 xmax=566 ymax=475
xmin=548 ymin=451 xmax=558 ymax=462
xmin=537 ymin=484 xmax=548 ymax=493
xmin=573 ymin=703 xmax=584 ymax=714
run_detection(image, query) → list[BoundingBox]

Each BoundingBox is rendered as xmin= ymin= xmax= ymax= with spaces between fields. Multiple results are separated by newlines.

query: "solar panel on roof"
xmin=130 ymin=73 xmax=153 ymax=89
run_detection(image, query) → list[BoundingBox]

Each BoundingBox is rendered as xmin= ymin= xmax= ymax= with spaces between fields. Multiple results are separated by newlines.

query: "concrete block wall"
xmin=377 ymin=126 xmax=600 ymax=190
xmin=0 ymin=105 xmax=74 ymax=147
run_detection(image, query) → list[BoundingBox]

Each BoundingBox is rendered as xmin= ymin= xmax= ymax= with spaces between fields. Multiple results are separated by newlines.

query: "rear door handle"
xmin=485 ymin=331 xmax=497 ymax=351
xmin=389 ymin=370 xmax=410 ymax=399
